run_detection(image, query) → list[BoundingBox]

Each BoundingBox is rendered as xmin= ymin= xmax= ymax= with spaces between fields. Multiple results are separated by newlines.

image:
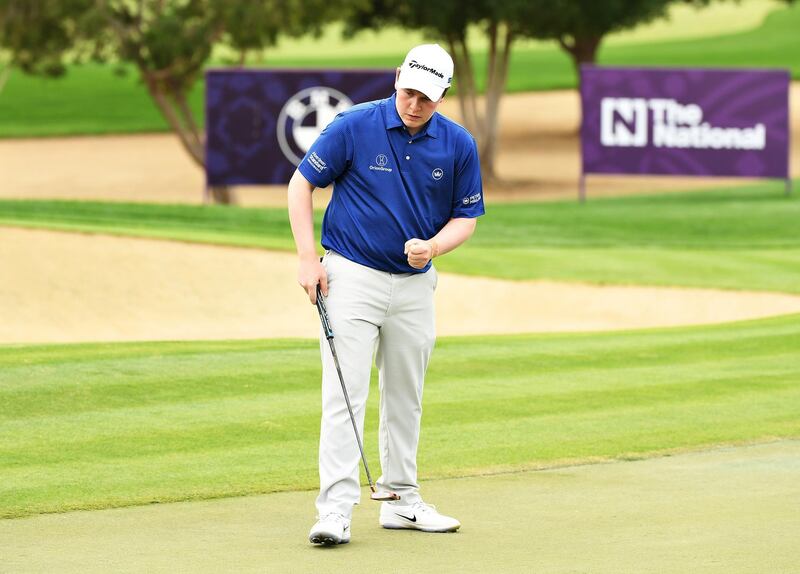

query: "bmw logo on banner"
xmin=205 ymin=69 xmax=396 ymax=186
xmin=277 ymin=86 xmax=353 ymax=166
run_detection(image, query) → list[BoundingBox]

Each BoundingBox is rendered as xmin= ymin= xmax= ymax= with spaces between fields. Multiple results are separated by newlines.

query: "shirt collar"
xmin=384 ymin=93 xmax=440 ymax=139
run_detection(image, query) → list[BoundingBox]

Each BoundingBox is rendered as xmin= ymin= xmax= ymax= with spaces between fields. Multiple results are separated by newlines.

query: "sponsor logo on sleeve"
xmin=306 ymin=151 xmax=327 ymax=174
xmin=462 ymin=193 xmax=481 ymax=205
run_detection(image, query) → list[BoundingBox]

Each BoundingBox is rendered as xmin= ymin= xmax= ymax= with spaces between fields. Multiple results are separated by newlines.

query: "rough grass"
xmin=0 ymin=2 xmax=797 ymax=137
xmin=2 ymin=313 xmax=799 ymax=518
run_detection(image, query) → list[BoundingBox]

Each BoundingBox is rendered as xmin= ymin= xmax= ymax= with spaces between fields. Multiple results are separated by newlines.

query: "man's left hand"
xmin=404 ymin=238 xmax=435 ymax=269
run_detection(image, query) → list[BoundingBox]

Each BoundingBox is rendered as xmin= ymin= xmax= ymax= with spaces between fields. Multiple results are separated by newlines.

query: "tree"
xmin=0 ymin=0 xmax=91 ymax=76
xmin=0 ymin=0 xmax=92 ymax=95
xmin=516 ymin=0 xmax=716 ymax=81
xmin=344 ymin=0 xmax=531 ymax=182
xmin=0 ymin=0 xmax=342 ymax=203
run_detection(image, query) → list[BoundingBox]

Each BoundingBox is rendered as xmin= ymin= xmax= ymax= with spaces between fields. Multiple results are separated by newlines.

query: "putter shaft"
xmin=315 ymin=286 xmax=385 ymax=496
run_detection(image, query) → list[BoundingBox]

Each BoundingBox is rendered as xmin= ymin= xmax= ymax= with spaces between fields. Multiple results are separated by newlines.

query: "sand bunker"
xmin=3 ymin=86 xmax=799 ymax=343
xmin=3 ymin=227 xmax=800 ymax=344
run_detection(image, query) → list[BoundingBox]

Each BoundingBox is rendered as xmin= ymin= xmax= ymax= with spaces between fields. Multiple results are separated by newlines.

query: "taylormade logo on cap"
xmin=398 ymin=44 xmax=454 ymax=101
xmin=408 ymin=59 xmax=445 ymax=79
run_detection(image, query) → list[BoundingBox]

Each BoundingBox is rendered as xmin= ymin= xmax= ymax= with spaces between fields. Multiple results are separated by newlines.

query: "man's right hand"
xmin=298 ymin=255 xmax=327 ymax=304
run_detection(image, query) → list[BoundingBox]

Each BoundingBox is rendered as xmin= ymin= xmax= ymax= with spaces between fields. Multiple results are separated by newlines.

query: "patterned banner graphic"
xmin=206 ymin=69 xmax=396 ymax=186
xmin=580 ymin=66 xmax=790 ymax=179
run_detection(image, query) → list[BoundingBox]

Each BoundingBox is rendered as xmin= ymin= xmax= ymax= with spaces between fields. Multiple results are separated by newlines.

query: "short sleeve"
xmin=451 ymin=136 xmax=485 ymax=218
xmin=297 ymin=113 xmax=353 ymax=188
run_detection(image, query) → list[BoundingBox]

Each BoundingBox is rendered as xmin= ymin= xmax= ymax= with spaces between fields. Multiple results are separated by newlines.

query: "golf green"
xmin=2 ymin=440 xmax=796 ymax=573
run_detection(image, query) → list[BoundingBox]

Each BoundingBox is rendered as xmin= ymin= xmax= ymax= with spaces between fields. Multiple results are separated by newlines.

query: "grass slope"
xmin=442 ymin=183 xmax=800 ymax=291
xmin=0 ymin=200 xmax=301 ymax=251
xmin=2 ymin=313 xmax=799 ymax=518
xmin=0 ymin=3 xmax=798 ymax=137
xmin=1 ymin=183 xmax=799 ymax=292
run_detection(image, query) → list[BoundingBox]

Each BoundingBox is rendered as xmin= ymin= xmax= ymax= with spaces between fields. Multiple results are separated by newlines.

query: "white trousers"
xmin=316 ymin=250 xmax=438 ymax=518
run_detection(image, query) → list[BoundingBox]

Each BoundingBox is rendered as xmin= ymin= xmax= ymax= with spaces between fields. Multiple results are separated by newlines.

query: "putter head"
xmin=370 ymin=490 xmax=401 ymax=501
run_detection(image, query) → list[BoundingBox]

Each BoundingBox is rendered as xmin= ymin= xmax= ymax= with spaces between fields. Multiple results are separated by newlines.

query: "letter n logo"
xmin=600 ymin=98 xmax=648 ymax=147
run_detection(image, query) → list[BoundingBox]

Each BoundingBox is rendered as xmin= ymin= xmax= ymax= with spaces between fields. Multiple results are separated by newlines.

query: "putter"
xmin=315 ymin=284 xmax=400 ymax=502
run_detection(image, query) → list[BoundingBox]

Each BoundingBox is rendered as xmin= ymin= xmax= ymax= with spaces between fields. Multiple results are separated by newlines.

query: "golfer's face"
xmin=395 ymin=88 xmax=440 ymax=135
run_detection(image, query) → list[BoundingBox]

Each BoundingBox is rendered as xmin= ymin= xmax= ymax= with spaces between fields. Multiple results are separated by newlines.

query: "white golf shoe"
xmin=380 ymin=501 xmax=461 ymax=532
xmin=308 ymin=513 xmax=351 ymax=545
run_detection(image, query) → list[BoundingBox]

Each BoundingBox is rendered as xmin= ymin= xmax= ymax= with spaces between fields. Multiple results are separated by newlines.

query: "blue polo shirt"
xmin=297 ymin=93 xmax=484 ymax=274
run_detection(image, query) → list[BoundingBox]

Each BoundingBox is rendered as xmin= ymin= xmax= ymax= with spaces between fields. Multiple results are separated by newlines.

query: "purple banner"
xmin=205 ymin=69 xmax=396 ymax=185
xmin=580 ymin=66 xmax=790 ymax=179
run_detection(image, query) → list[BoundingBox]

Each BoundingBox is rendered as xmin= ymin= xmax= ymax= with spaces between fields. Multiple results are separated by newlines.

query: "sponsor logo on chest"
xmin=367 ymin=153 xmax=447 ymax=182
xmin=370 ymin=154 xmax=393 ymax=172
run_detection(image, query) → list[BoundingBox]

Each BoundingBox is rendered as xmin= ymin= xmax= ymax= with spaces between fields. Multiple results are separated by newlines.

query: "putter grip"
xmin=315 ymin=285 xmax=334 ymax=340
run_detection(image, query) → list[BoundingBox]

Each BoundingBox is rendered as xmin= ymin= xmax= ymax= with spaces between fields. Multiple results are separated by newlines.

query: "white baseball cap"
xmin=397 ymin=44 xmax=454 ymax=102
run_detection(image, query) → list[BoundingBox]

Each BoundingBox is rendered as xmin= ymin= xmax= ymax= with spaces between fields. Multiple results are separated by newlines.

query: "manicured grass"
xmin=0 ymin=65 xmax=169 ymax=137
xmin=601 ymin=3 xmax=800 ymax=70
xmin=2 ymin=313 xmax=799 ymax=518
xmin=0 ymin=2 xmax=797 ymax=137
xmin=0 ymin=200 xmax=303 ymax=252
xmin=1 ymin=182 xmax=799 ymax=292
xmin=602 ymin=0 xmax=778 ymax=45
xmin=443 ymin=246 xmax=800 ymax=293
xmin=438 ymin=182 xmax=800 ymax=292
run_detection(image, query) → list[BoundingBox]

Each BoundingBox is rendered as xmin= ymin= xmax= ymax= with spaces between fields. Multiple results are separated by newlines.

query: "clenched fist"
xmin=404 ymin=238 xmax=439 ymax=269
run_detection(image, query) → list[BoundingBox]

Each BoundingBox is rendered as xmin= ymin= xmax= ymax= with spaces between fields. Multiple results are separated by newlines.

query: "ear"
xmin=394 ymin=67 xmax=401 ymax=90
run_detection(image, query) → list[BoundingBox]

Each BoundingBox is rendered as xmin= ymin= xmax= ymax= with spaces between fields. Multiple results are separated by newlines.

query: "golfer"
xmin=287 ymin=43 xmax=485 ymax=545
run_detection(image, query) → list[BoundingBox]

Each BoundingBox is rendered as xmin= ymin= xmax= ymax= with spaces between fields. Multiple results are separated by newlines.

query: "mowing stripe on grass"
xmin=2 ymin=314 xmax=799 ymax=518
